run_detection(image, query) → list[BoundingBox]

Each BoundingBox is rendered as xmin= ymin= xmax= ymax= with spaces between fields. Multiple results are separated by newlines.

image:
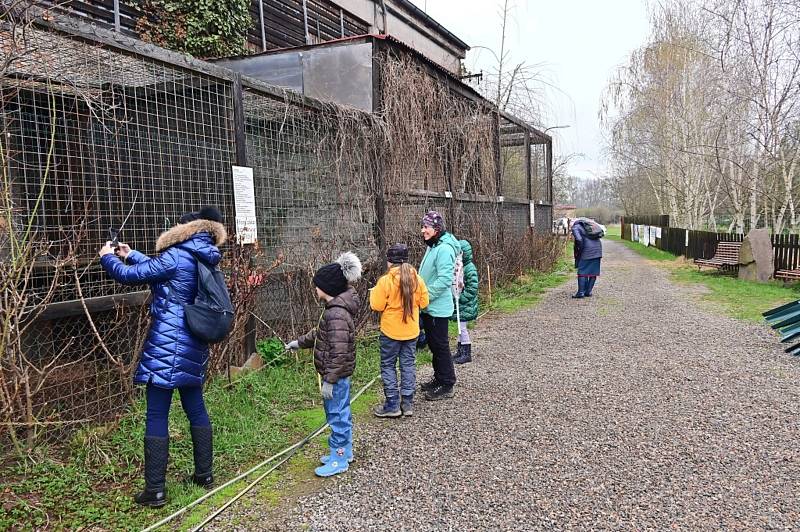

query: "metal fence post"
xmin=259 ymin=0 xmax=267 ymax=52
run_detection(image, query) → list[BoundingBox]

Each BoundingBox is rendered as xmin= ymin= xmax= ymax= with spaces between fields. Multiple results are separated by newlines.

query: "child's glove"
xmin=285 ymin=340 xmax=299 ymax=350
xmin=321 ymin=380 xmax=333 ymax=400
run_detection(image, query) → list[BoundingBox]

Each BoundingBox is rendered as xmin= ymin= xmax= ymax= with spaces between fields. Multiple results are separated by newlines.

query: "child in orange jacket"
xmin=370 ymin=243 xmax=429 ymax=417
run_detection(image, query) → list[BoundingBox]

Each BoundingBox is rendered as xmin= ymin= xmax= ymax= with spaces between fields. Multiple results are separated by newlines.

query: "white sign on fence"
xmin=529 ymin=201 xmax=535 ymax=227
xmin=232 ymin=165 xmax=257 ymax=245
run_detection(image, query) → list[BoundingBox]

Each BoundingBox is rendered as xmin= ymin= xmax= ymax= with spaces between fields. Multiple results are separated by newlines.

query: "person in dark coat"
xmin=99 ymin=206 xmax=226 ymax=507
xmin=286 ymin=252 xmax=362 ymax=478
xmin=571 ymin=217 xmax=603 ymax=298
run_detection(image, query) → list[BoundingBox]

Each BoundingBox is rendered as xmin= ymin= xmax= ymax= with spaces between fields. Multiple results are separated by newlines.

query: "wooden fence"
xmin=772 ymin=234 xmax=800 ymax=273
xmin=620 ymin=217 xmax=800 ymax=271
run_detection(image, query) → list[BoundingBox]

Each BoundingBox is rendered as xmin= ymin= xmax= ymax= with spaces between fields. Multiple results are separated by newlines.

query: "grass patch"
xmin=485 ymin=255 xmax=573 ymax=313
xmin=616 ymin=234 xmax=800 ymax=322
xmin=671 ymin=268 xmax=800 ymax=322
xmin=1 ymin=336 xmax=383 ymax=531
xmin=615 ymin=238 xmax=678 ymax=262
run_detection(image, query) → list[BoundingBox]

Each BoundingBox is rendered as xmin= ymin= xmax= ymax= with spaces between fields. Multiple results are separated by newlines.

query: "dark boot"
xmin=373 ymin=395 xmax=402 ymax=418
xmin=420 ymin=377 xmax=439 ymax=392
xmin=189 ymin=425 xmax=214 ymax=489
xmin=572 ymin=277 xmax=587 ymax=298
xmin=452 ymin=343 xmax=463 ymax=360
xmin=134 ymin=436 xmax=169 ymax=507
xmin=585 ymin=277 xmax=597 ymax=297
xmin=454 ymin=344 xmax=472 ymax=364
xmin=401 ymin=394 xmax=414 ymax=417
xmin=424 ymin=384 xmax=455 ymax=401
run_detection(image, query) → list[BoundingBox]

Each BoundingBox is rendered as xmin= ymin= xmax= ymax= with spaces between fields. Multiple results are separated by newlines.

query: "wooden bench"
xmin=775 ymin=269 xmax=800 ymax=282
xmin=694 ymin=241 xmax=742 ymax=271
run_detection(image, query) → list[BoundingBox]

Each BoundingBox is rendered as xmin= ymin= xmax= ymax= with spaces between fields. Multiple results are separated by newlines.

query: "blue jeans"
xmin=324 ymin=377 xmax=352 ymax=451
xmin=145 ymin=384 xmax=210 ymax=438
xmin=379 ymin=334 xmax=417 ymax=398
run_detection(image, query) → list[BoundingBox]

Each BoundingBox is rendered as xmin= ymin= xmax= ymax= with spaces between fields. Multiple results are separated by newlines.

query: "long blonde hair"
xmin=396 ymin=263 xmax=418 ymax=323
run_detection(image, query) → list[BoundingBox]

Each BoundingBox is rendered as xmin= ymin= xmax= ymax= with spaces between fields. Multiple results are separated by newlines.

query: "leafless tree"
xmin=602 ymin=0 xmax=800 ymax=232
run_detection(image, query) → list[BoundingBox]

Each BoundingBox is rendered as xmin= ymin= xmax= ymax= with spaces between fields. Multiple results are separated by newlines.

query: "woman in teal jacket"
xmin=451 ymin=239 xmax=478 ymax=364
xmin=418 ymin=210 xmax=460 ymax=401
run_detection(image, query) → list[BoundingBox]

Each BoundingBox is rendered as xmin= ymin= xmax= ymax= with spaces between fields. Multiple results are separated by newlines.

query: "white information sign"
xmin=529 ymin=201 xmax=535 ymax=227
xmin=232 ymin=166 xmax=257 ymax=245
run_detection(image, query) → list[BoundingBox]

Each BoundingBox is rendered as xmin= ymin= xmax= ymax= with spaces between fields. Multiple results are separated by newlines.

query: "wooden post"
xmin=232 ymin=74 xmax=257 ymax=362
xmin=487 ymin=263 xmax=492 ymax=306
xmin=113 ymin=0 xmax=120 ymax=32
xmin=371 ymin=41 xmax=386 ymax=264
xmin=546 ymin=137 xmax=553 ymax=205
xmin=302 ymin=0 xmax=311 ymax=44
xmin=524 ymin=130 xmax=532 ymax=227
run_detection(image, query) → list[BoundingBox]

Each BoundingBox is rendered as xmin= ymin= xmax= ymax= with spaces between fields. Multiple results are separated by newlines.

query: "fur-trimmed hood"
xmin=156 ymin=220 xmax=227 ymax=252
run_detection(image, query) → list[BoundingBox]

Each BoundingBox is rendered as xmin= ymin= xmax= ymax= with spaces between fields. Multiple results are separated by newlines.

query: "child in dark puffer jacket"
xmin=451 ymin=239 xmax=479 ymax=364
xmin=286 ymin=252 xmax=361 ymax=477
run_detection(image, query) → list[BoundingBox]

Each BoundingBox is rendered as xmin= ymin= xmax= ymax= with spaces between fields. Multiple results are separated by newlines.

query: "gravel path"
xmin=210 ymin=240 xmax=800 ymax=530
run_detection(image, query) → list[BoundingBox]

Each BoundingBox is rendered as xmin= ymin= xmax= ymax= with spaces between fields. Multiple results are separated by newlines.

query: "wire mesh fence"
xmin=1 ymin=13 xmax=555 ymax=452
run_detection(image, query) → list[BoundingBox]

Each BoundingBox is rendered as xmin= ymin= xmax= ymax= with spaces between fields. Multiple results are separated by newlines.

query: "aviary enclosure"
xmin=0 ymin=8 xmax=555 ymax=451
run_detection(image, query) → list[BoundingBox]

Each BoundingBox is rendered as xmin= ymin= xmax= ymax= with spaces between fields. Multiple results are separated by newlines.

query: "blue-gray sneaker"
xmin=373 ymin=396 xmax=401 ymax=418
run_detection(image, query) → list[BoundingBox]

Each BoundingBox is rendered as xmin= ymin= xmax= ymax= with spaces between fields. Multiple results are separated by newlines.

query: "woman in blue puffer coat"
xmin=99 ymin=206 xmax=226 ymax=508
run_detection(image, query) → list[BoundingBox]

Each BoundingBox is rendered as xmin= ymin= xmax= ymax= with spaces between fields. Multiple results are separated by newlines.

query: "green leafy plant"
xmin=134 ymin=0 xmax=252 ymax=58
xmin=257 ymin=337 xmax=289 ymax=367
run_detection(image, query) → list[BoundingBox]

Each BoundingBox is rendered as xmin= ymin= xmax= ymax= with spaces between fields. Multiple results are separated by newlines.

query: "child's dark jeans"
xmin=379 ymin=334 xmax=417 ymax=398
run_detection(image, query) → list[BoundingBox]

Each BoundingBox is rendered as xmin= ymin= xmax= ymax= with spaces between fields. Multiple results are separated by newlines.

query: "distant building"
xmin=555 ymin=204 xmax=577 ymax=220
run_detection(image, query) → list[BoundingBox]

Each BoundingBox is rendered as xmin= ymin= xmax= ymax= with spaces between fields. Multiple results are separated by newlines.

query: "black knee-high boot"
xmin=190 ymin=425 xmax=214 ymax=489
xmin=135 ymin=436 xmax=169 ymax=507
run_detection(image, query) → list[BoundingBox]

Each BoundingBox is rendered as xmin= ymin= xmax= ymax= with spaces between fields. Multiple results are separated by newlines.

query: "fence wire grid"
xmin=1 ymin=16 xmax=554 ymax=450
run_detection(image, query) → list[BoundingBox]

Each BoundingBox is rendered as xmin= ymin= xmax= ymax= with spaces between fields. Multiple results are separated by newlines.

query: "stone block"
xmin=738 ymin=228 xmax=773 ymax=282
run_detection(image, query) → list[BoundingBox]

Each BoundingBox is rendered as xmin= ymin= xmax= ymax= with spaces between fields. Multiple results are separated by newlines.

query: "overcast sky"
xmin=418 ymin=0 xmax=651 ymax=180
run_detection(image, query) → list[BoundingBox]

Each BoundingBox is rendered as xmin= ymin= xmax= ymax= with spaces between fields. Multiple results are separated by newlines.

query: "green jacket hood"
xmin=459 ymin=240 xmax=473 ymax=264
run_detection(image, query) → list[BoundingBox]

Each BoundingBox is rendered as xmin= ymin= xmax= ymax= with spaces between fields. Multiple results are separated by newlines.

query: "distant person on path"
xmin=451 ymin=239 xmax=478 ymax=364
xmin=99 ymin=206 xmax=226 ymax=508
xmin=418 ymin=210 xmax=461 ymax=401
xmin=286 ymin=252 xmax=362 ymax=477
xmin=370 ymin=243 xmax=429 ymax=418
xmin=571 ymin=217 xmax=604 ymax=298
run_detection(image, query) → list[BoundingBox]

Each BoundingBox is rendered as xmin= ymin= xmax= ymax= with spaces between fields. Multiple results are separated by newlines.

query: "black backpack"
xmin=579 ymin=220 xmax=605 ymax=240
xmin=172 ymin=253 xmax=235 ymax=344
